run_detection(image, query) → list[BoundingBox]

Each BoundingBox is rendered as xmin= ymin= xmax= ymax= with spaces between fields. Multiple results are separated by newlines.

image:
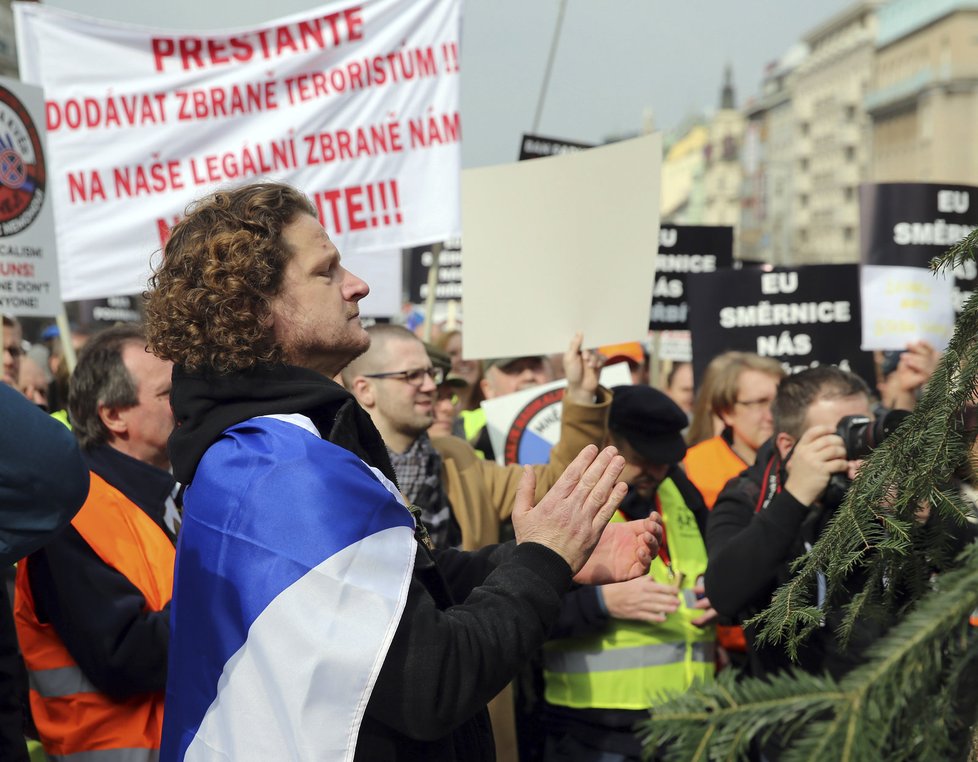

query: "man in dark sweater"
xmin=143 ymin=181 xmax=662 ymax=761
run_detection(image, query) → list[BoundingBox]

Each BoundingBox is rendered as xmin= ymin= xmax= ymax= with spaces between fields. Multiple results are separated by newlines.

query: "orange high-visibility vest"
xmin=15 ymin=472 xmax=175 ymax=762
xmin=683 ymin=435 xmax=750 ymax=653
xmin=683 ymin=435 xmax=747 ymax=510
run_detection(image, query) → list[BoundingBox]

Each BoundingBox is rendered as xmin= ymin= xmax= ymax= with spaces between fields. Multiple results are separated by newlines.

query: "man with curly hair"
xmin=145 ymin=181 xmax=662 ymax=762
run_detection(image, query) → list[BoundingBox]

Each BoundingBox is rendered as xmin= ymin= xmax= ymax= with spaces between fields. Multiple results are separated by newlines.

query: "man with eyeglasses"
xmin=344 ymin=324 xmax=611 ymax=760
xmin=2 ymin=314 xmax=23 ymax=387
xmin=344 ymin=324 xmax=610 ymax=553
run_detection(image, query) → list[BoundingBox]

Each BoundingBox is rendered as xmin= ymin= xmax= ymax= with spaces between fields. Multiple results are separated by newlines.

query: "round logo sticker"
xmin=503 ymin=387 xmax=565 ymax=465
xmin=0 ymin=85 xmax=45 ymax=237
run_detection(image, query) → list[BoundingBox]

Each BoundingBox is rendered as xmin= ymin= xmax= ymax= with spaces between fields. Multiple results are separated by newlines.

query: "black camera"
xmin=835 ymin=409 xmax=911 ymax=461
xmin=824 ymin=409 xmax=910 ymax=507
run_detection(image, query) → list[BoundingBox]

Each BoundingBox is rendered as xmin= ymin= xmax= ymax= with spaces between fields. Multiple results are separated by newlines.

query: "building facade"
xmin=867 ymin=0 xmax=978 ymax=183
xmin=791 ymin=1 xmax=882 ymax=264
xmin=702 ymin=67 xmax=746 ymax=229
xmin=740 ymin=45 xmax=807 ymax=265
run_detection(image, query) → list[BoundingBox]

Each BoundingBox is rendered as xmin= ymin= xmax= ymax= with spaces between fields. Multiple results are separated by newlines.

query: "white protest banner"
xmin=346 ymin=249 xmax=401 ymax=317
xmin=859 ymin=265 xmax=953 ymax=351
xmin=482 ymin=363 xmax=632 ymax=465
xmin=461 ymin=134 xmax=661 ymax=360
xmin=656 ymin=330 xmax=692 ymax=362
xmin=15 ymin=0 xmax=461 ymax=301
xmin=0 ymin=75 xmax=62 ymax=317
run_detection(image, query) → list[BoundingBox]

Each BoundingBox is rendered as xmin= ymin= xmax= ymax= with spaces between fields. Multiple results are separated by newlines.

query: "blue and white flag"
xmin=161 ymin=414 xmax=416 ymax=761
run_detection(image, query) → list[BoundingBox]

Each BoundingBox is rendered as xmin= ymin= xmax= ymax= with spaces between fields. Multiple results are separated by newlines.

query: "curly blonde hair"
xmin=145 ymin=182 xmax=316 ymax=373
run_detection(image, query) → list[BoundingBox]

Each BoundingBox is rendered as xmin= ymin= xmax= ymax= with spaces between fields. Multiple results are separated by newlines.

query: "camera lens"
xmin=836 ymin=410 xmax=910 ymax=460
xmin=837 ymin=415 xmax=872 ymax=460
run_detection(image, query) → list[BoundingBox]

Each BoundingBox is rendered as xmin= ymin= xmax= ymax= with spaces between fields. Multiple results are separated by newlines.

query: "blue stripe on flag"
xmin=161 ymin=416 xmax=414 ymax=761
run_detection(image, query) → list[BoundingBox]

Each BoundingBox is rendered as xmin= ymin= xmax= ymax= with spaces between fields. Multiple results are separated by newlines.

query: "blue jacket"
xmin=0 ymin=383 xmax=88 ymax=564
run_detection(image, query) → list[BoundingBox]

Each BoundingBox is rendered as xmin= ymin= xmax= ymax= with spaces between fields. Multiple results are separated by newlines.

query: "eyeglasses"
xmin=734 ymin=396 xmax=774 ymax=410
xmin=364 ymin=366 xmax=444 ymax=387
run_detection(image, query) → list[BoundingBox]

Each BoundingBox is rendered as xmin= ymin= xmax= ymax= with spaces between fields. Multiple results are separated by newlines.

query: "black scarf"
xmin=168 ymin=363 xmax=396 ymax=488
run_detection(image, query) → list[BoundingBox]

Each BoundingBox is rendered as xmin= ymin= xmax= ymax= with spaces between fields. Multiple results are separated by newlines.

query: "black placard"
xmin=403 ymin=240 xmax=462 ymax=304
xmin=860 ymin=182 xmax=978 ymax=314
xmin=650 ymin=225 xmax=734 ymax=331
xmin=518 ymin=133 xmax=593 ymax=161
xmin=687 ymin=264 xmax=874 ymax=386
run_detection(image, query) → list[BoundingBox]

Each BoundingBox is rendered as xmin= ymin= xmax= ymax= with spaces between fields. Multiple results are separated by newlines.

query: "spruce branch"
xmin=641 ymin=543 xmax=978 ymax=761
xmin=641 ymin=232 xmax=978 ymax=760
xmin=932 ymin=226 xmax=978 ymax=277
xmin=751 ymin=244 xmax=978 ymax=652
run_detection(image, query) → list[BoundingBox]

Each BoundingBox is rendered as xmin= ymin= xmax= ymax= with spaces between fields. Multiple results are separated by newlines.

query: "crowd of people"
xmin=0 ymin=180 xmax=974 ymax=761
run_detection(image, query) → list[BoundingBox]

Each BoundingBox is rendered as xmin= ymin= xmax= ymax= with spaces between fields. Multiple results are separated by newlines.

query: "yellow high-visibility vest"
xmin=544 ymin=477 xmax=715 ymax=709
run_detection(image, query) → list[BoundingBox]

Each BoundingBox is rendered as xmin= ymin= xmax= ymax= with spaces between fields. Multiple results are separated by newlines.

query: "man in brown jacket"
xmin=342 ymin=324 xmax=611 ymax=757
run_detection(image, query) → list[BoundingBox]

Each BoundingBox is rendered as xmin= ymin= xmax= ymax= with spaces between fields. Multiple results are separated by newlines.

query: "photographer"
xmin=705 ymin=366 xmax=888 ymax=681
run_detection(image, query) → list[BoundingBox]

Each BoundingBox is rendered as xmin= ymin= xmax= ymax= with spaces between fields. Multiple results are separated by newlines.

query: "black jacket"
xmin=169 ymin=364 xmax=575 ymax=761
xmin=705 ymin=439 xmax=885 ymax=680
xmin=26 ymin=444 xmax=176 ymax=699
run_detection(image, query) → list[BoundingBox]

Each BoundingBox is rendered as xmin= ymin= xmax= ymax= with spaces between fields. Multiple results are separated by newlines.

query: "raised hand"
xmin=563 ymin=332 xmax=603 ymax=405
xmin=512 ymin=445 xmax=627 ymax=575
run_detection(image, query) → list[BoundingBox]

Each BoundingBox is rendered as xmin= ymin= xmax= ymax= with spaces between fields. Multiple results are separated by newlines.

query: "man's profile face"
xmin=370 ymin=338 xmax=438 ymax=439
xmin=614 ymin=437 xmax=670 ymax=500
xmin=2 ymin=322 xmax=22 ymax=386
xmin=268 ymin=214 xmax=370 ymax=377
xmin=116 ymin=343 xmax=175 ymax=471
xmin=482 ymin=357 xmax=551 ymax=398
xmin=721 ymin=369 xmax=780 ymax=453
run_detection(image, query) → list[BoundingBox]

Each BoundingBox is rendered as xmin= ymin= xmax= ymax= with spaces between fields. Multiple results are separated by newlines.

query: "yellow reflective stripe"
xmin=28 ymin=665 xmax=98 ymax=698
xmin=544 ymin=641 xmax=714 ymax=675
xmin=51 ymin=749 xmax=159 ymax=762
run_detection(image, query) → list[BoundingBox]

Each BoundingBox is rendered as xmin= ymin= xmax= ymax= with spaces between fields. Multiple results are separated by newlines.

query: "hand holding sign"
xmin=563 ymin=332 xmax=603 ymax=405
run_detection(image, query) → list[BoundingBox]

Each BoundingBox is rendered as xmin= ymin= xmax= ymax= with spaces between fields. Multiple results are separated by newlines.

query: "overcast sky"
xmin=46 ymin=0 xmax=856 ymax=167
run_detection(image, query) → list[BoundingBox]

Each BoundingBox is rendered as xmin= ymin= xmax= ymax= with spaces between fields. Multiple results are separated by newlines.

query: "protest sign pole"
xmin=55 ymin=307 xmax=77 ymax=374
xmin=421 ymin=242 xmax=442 ymax=342
xmin=649 ymin=331 xmax=662 ymax=388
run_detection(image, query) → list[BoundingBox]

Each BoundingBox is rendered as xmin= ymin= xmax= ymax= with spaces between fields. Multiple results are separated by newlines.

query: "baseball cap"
xmin=599 ymin=342 xmax=645 ymax=367
xmin=484 ymin=355 xmax=545 ymax=372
